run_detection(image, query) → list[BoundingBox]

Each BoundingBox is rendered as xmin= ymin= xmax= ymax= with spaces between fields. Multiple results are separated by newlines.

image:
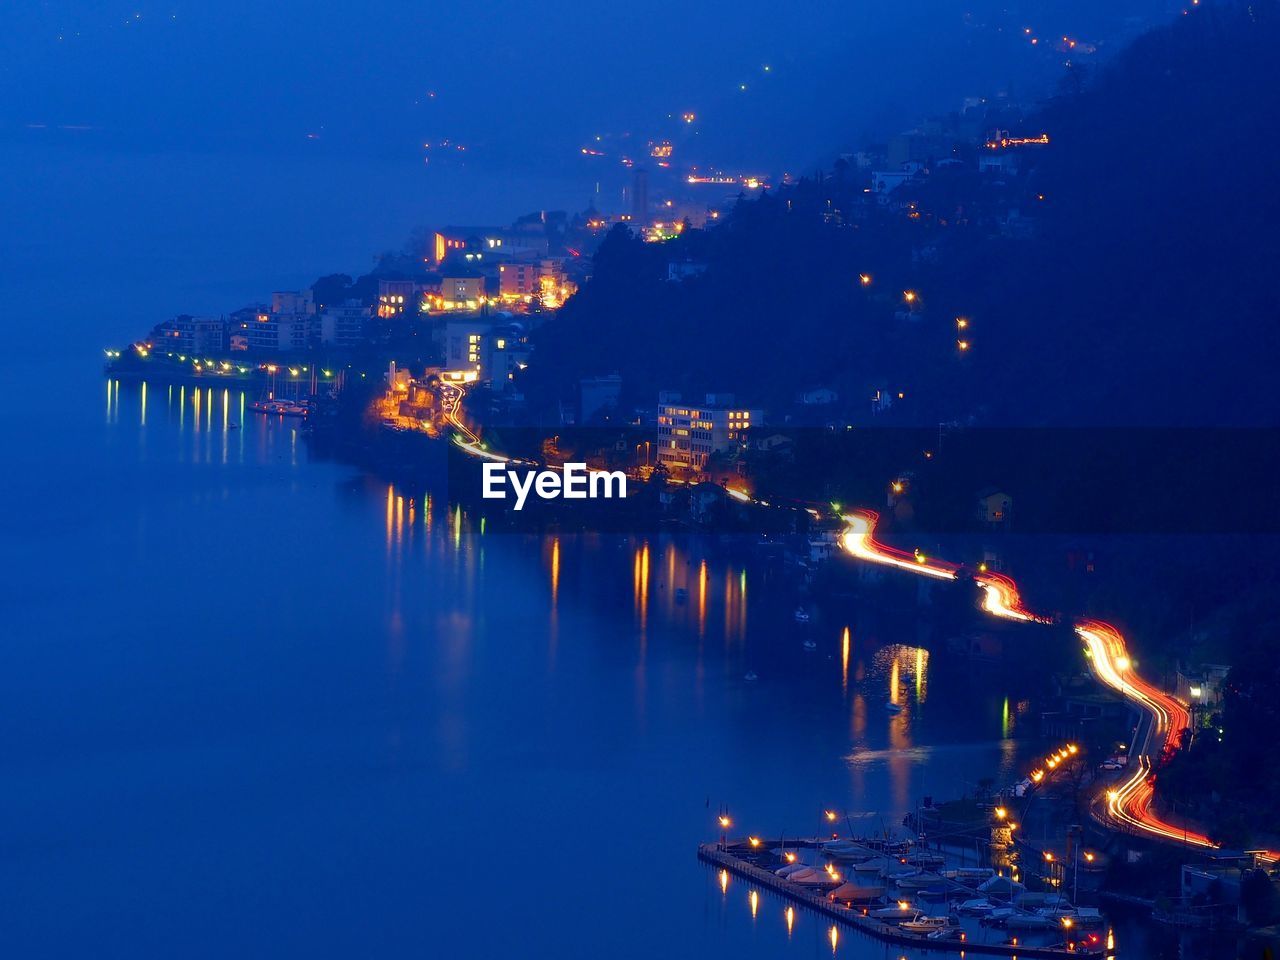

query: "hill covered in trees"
xmin=526 ymin=0 xmax=1280 ymax=427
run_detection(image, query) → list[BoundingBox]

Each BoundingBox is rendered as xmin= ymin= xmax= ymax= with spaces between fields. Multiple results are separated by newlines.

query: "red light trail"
xmin=839 ymin=510 xmax=1227 ymax=850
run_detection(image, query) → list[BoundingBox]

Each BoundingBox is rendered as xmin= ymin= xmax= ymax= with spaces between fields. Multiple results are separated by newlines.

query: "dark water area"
xmin=0 ymin=359 xmax=1208 ymax=959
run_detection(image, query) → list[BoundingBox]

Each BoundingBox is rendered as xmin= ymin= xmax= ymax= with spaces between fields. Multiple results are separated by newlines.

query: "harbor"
xmin=699 ymin=832 xmax=1112 ymax=958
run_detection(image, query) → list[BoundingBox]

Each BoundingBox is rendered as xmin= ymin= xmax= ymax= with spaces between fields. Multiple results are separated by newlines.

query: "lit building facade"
xmin=377 ymin=279 xmax=416 ymax=318
xmin=438 ymin=275 xmax=485 ymax=309
xmin=151 ymin=315 xmax=226 ymax=354
xmin=656 ymin=393 xmax=762 ymax=472
xmin=441 ymin=317 xmax=528 ymax=387
xmin=248 ymin=290 xmax=317 ymax=352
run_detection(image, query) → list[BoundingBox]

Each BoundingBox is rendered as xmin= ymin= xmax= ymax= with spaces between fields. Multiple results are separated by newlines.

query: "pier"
xmin=698 ymin=839 xmax=1107 ymax=958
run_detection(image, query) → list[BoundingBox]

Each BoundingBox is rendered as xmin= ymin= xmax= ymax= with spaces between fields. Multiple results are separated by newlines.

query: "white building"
xmin=441 ymin=316 xmax=528 ymax=388
xmin=656 ymin=392 xmax=762 ymax=472
xmin=151 ymin=315 xmax=225 ymax=354
xmin=320 ymin=301 xmax=371 ymax=347
xmin=248 ymin=292 xmax=317 ymax=352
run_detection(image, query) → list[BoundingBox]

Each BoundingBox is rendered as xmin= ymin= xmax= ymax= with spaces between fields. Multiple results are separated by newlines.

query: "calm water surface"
xmin=0 ymin=361 xmax=1183 ymax=957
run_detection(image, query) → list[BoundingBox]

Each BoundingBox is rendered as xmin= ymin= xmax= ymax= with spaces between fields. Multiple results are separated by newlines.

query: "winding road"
xmin=436 ymin=400 xmax=1246 ymax=857
xmin=840 ymin=511 xmax=1219 ymax=851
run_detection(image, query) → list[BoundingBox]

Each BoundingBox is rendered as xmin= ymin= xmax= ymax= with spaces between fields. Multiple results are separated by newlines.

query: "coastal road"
xmin=839 ymin=511 xmax=1220 ymax=851
xmin=416 ymin=406 xmax=1251 ymax=858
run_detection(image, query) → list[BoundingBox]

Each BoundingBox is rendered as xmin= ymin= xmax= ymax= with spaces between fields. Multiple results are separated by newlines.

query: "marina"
xmin=699 ymin=834 xmax=1111 ymax=957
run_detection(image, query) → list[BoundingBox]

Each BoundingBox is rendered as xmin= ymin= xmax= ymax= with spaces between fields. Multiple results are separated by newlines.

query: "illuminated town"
xmin=8 ymin=0 xmax=1279 ymax=957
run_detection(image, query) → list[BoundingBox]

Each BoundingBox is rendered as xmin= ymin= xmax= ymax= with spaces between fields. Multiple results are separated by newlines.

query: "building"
xmin=443 ymin=317 xmax=488 ymax=373
xmin=320 ymin=301 xmax=371 ymax=347
xmin=272 ymin=290 xmax=314 ymax=316
xmin=150 ymin=315 xmax=225 ymax=354
xmin=377 ymin=279 xmax=416 ymax=318
xmin=247 ymin=312 xmax=311 ymax=352
xmin=799 ymin=386 xmax=838 ymax=405
xmin=1175 ymin=663 xmax=1231 ymax=709
xmin=440 ymin=316 xmax=527 ymax=386
xmin=248 ymin=291 xmax=317 ymax=352
xmin=486 ymin=323 xmax=530 ymax=388
xmin=631 ymin=168 xmax=649 ymax=222
xmin=977 ymin=487 xmax=1013 ymax=525
xmin=438 ymin=273 xmax=485 ymax=310
xmin=979 ymin=152 xmax=1019 ymax=175
xmin=667 ymin=260 xmax=708 ymax=282
xmin=432 ymin=227 xmax=549 ymax=265
xmin=227 ymin=306 xmax=263 ymax=352
xmin=871 ymin=168 xmax=915 ymax=199
xmin=656 ymin=392 xmax=762 ymax=473
xmin=579 ymin=375 xmax=622 ymax=422
xmin=499 ymin=262 xmax=540 ymax=299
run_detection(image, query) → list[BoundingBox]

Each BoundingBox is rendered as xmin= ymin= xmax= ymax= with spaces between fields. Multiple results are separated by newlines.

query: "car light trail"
xmin=837 ymin=510 xmax=1218 ymax=850
xmin=839 ymin=513 xmax=958 ymax=580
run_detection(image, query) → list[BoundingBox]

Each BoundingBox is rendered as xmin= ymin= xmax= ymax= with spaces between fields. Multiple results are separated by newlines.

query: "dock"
xmin=698 ymin=839 xmax=1106 ymax=958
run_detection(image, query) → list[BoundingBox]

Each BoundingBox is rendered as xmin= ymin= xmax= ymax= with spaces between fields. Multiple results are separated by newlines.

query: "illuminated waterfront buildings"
xmin=656 ymin=393 xmax=762 ymax=473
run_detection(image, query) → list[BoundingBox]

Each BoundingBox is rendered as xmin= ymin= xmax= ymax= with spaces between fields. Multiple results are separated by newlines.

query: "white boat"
xmin=820 ymin=839 xmax=859 ymax=852
xmin=895 ymin=876 xmax=933 ymax=891
xmin=794 ymin=607 xmax=811 ymax=623
xmin=852 ymin=858 xmax=889 ymax=873
xmin=869 ymin=902 xmax=915 ymax=919
xmin=954 ymin=898 xmax=995 ymax=916
xmin=249 ymin=398 xmax=308 ymax=417
xmin=828 ymin=848 xmax=874 ymax=863
xmin=788 ymin=868 xmax=837 ymax=885
xmin=803 ymin=639 xmax=818 ymax=650
xmin=901 ymin=915 xmax=955 ymax=933
xmin=944 ymin=867 xmax=996 ymax=883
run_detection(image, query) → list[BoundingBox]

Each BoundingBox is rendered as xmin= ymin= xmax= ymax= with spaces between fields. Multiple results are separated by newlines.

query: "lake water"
xmin=0 ymin=361 xmax=1185 ymax=958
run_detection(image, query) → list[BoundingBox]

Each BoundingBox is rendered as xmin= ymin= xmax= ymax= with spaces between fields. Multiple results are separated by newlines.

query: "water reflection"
xmin=81 ymin=384 xmax=1062 ymax=960
xmin=841 ymin=626 xmax=850 ymax=695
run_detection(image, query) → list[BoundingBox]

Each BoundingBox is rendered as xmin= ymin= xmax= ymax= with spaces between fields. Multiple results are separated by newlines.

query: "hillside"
xmin=526 ymin=0 xmax=1280 ymax=427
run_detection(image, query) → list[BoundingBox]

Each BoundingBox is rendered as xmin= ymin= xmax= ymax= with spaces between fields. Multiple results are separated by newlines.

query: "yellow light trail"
xmin=837 ymin=509 xmax=1224 ymax=852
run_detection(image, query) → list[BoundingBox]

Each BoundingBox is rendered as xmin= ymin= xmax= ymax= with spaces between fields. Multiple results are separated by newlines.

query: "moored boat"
xmin=901 ymin=914 xmax=956 ymax=933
